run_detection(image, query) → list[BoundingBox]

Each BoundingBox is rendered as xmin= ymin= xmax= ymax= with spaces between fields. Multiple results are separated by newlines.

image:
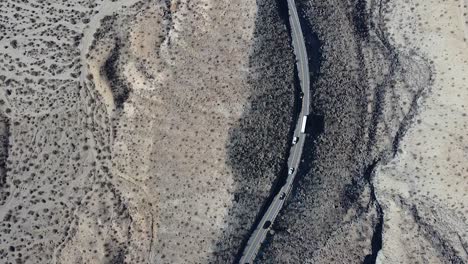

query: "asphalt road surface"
xmin=239 ymin=0 xmax=310 ymax=262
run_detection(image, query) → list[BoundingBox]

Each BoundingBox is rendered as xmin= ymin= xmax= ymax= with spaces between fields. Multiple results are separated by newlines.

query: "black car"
xmin=263 ymin=220 xmax=272 ymax=229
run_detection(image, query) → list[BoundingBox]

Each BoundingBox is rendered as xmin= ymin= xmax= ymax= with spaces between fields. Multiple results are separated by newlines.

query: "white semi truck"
xmin=301 ymin=115 xmax=307 ymax=134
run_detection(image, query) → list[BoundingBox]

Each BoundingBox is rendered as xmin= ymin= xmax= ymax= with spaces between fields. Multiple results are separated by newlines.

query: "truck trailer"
xmin=301 ymin=115 xmax=307 ymax=134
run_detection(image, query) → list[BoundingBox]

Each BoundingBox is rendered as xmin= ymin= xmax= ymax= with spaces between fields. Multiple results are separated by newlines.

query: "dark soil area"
xmin=101 ymin=40 xmax=131 ymax=109
xmin=0 ymin=114 xmax=9 ymax=206
xmin=210 ymin=0 xmax=296 ymax=262
xmin=257 ymin=0 xmax=384 ymax=263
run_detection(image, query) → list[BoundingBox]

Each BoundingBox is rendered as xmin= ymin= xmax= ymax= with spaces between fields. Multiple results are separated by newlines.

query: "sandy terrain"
xmin=374 ymin=0 xmax=468 ymax=262
xmin=1 ymin=0 xmax=465 ymax=263
xmin=88 ymin=1 xmax=258 ymax=262
xmin=0 ymin=0 xmax=111 ymax=262
xmin=0 ymin=0 xmax=294 ymax=263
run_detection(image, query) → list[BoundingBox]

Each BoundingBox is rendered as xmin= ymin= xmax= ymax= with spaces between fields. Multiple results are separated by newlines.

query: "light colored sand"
xmin=87 ymin=42 xmax=116 ymax=111
xmin=375 ymin=0 xmax=468 ymax=262
xmin=0 ymin=0 xmax=258 ymax=263
xmin=86 ymin=1 xmax=258 ymax=263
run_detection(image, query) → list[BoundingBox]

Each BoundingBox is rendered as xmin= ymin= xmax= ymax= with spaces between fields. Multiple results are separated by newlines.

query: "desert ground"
xmin=0 ymin=0 xmax=294 ymax=263
xmin=258 ymin=0 xmax=467 ymax=263
xmin=0 ymin=0 xmax=466 ymax=263
xmin=374 ymin=0 xmax=468 ymax=262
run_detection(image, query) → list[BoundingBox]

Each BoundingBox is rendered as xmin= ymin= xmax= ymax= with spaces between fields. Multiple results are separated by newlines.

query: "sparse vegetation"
xmin=0 ymin=0 xmax=466 ymax=263
xmin=258 ymin=0 xmax=468 ymax=263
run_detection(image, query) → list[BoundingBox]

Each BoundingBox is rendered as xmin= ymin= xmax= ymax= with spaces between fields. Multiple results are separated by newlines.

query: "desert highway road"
xmin=239 ymin=0 xmax=310 ymax=263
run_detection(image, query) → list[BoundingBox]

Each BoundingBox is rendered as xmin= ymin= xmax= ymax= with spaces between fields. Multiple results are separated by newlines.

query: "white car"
xmin=288 ymin=168 xmax=294 ymax=175
xmin=279 ymin=192 xmax=286 ymax=200
xmin=292 ymin=136 xmax=299 ymax=145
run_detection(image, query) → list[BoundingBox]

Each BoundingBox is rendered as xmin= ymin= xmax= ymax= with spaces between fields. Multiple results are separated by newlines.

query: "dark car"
xmin=263 ymin=220 xmax=272 ymax=229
